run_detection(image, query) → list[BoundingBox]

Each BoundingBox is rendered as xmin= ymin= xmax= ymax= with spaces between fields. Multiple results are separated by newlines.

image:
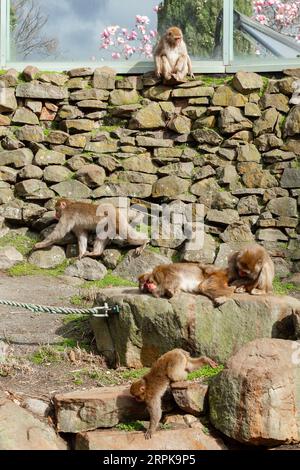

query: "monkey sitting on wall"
xmin=138 ymin=263 xmax=235 ymax=305
xmin=154 ymin=26 xmax=194 ymax=83
xmin=34 ymin=198 xmax=148 ymax=259
xmin=130 ymin=349 xmax=217 ymax=439
xmin=228 ymin=244 xmax=275 ymax=295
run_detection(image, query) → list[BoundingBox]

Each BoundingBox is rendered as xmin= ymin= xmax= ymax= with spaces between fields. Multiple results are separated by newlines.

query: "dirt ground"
xmin=0 ymin=272 xmax=131 ymax=400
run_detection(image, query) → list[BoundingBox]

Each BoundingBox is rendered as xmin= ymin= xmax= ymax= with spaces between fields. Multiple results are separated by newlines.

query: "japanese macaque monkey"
xmin=138 ymin=263 xmax=235 ymax=305
xmin=34 ymin=199 xmax=148 ymax=259
xmin=228 ymin=244 xmax=275 ymax=295
xmin=130 ymin=349 xmax=218 ymax=439
xmin=154 ymin=26 xmax=194 ymax=82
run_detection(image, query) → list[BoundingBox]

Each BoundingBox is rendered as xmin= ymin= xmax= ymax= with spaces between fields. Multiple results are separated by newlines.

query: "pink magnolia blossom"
xmin=253 ymin=0 xmax=300 ymax=53
xmin=99 ymin=13 xmax=157 ymax=60
xmin=136 ymin=15 xmax=150 ymax=25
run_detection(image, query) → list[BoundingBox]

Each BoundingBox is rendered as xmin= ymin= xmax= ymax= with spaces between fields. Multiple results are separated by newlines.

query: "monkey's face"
xmin=130 ymin=379 xmax=146 ymax=402
xmin=55 ymin=199 xmax=68 ymax=220
xmin=166 ymin=27 xmax=182 ymax=47
xmin=236 ymin=250 xmax=263 ymax=280
xmin=138 ymin=273 xmax=157 ymax=293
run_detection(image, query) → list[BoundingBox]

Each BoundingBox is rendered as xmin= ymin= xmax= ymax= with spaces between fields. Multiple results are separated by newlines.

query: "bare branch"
xmin=11 ymin=0 xmax=58 ymax=58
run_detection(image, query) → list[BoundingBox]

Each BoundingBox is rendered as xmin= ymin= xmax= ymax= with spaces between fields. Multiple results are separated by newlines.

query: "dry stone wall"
xmin=0 ymin=66 xmax=299 ymax=272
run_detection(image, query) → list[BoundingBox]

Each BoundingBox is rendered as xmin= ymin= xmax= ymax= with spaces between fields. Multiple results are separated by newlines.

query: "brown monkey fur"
xmin=130 ymin=349 xmax=217 ymax=439
xmin=138 ymin=263 xmax=235 ymax=305
xmin=228 ymin=244 xmax=275 ymax=295
xmin=34 ymin=198 xmax=148 ymax=259
xmin=154 ymin=26 xmax=194 ymax=83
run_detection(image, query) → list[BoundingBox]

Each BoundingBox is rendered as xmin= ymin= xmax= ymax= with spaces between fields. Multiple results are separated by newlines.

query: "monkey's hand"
xmin=235 ymin=286 xmax=246 ymax=294
xmin=214 ymin=296 xmax=228 ymax=306
xmin=189 ymin=72 xmax=195 ymax=79
xmin=202 ymin=357 xmax=218 ymax=369
xmin=250 ymin=288 xmax=266 ymax=296
xmin=34 ymin=241 xmax=46 ymax=250
xmin=145 ymin=429 xmax=152 ymax=440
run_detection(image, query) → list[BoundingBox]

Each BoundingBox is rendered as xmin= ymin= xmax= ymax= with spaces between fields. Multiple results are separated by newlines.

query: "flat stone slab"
xmin=75 ymin=427 xmax=225 ymax=450
xmin=54 ymin=386 xmax=173 ymax=433
xmin=92 ymin=289 xmax=300 ymax=366
xmin=54 ymin=386 xmax=147 ymax=433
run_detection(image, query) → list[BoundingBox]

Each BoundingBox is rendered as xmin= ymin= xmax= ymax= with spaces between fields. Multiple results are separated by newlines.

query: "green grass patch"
xmin=187 ymin=364 xmax=224 ymax=381
xmin=120 ymin=368 xmax=149 ymax=380
xmin=0 ymin=233 xmax=39 ymax=256
xmin=199 ymin=74 xmax=233 ymax=86
xmin=8 ymin=260 xmax=69 ymax=277
xmin=72 ymin=371 xmax=84 ymax=386
xmin=63 ymin=312 xmax=87 ymax=326
xmin=273 ymin=276 xmax=300 ymax=295
xmin=171 ymin=252 xmax=181 ymax=263
xmin=98 ymin=125 xmax=120 ymax=133
xmin=0 ymin=70 xmax=6 ymax=75
xmin=147 ymin=246 xmax=161 ymax=255
xmin=30 ymin=346 xmax=62 ymax=365
xmin=115 ymin=75 xmax=124 ymax=81
xmin=69 ymin=296 xmax=86 ymax=307
xmin=116 ymin=421 xmax=145 ymax=432
xmin=259 ymin=76 xmax=269 ymax=97
xmin=82 ymin=273 xmax=137 ymax=289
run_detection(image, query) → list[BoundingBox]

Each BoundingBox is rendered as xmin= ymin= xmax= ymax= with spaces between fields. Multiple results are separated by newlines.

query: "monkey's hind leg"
xmin=173 ymin=55 xmax=188 ymax=81
xmin=161 ymin=55 xmax=173 ymax=81
xmin=83 ymin=237 xmax=110 ymax=258
xmin=197 ymin=278 xmax=235 ymax=306
xmin=73 ymin=229 xmax=88 ymax=259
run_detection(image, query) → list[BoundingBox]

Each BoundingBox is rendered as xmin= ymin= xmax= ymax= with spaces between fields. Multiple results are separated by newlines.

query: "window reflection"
xmin=9 ymin=0 xmax=159 ymax=62
xmin=9 ymin=0 xmax=223 ymax=62
xmin=233 ymin=0 xmax=300 ymax=59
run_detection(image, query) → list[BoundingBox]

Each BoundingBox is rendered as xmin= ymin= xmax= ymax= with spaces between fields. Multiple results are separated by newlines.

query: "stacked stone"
xmin=0 ymin=66 xmax=299 ymax=273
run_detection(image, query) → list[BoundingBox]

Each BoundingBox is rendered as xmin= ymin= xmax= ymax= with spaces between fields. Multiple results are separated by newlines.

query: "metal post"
xmin=223 ymin=0 xmax=234 ymax=66
xmin=0 ymin=0 xmax=8 ymax=68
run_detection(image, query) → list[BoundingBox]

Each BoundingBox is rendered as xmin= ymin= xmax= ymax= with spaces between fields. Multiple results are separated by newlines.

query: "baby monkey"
xmin=130 ymin=349 xmax=217 ymax=439
xmin=228 ymin=244 xmax=275 ymax=295
xmin=154 ymin=26 xmax=194 ymax=83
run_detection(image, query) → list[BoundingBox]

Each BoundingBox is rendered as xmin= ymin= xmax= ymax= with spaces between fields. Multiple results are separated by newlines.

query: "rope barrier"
xmin=0 ymin=299 xmax=120 ymax=317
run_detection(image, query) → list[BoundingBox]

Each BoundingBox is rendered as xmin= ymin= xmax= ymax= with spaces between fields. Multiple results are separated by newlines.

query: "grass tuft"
xmin=8 ymin=260 xmax=69 ymax=277
xmin=187 ymin=364 xmax=224 ymax=381
xmin=82 ymin=273 xmax=137 ymax=289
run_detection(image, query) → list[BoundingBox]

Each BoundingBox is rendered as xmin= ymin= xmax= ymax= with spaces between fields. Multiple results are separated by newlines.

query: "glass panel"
xmin=8 ymin=0 xmax=224 ymax=63
xmin=9 ymin=0 xmax=159 ymax=62
xmin=157 ymin=0 xmax=224 ymax=60
xmin=233 ymin=0 xmax=300 ymax=61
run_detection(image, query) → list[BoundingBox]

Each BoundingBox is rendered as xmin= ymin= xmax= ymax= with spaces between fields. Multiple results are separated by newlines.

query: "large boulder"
xmin=92 ymin=289 xmax=300 ymax=367
xmin=209 ymin=338 xmax=300 ymax=446
xmin=113 ymin=249 xmax=169 ymax=282
xmin=0 ymin=393 xmax=66 ymax=450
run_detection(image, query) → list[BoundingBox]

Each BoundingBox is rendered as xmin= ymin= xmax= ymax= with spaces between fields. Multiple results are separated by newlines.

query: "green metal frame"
xmin=0 ymin=0 xmax=299 ymax=73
